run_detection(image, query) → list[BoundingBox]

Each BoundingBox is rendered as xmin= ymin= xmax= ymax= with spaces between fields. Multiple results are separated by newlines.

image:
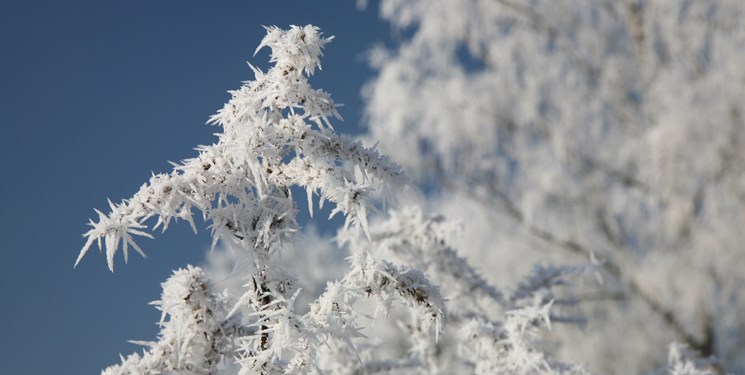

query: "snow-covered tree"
xmin=361 ymin=0 xmax=745 ymax=373
xmin=76 ymin=25 xmax=624 ymax=374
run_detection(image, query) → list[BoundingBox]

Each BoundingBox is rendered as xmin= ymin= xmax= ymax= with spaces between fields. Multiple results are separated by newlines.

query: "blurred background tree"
xmin=360 ymin=0 xmax=745 ymax=373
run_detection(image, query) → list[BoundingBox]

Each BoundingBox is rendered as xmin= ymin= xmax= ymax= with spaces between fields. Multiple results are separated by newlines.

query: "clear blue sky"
xmin=1 ymin=1 xmax=392 ymax=373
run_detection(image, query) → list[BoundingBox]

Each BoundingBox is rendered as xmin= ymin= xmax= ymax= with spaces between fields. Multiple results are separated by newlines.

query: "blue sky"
xmin=1 ymin=1 xmax=392 ymax=373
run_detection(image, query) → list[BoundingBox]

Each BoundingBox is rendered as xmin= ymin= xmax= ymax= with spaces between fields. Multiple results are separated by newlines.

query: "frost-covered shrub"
xmin=77 ymin=25 xmax=425 ymax=373
xmin=75 ymin=25 xmax=507 ymax=374
xmin=78 ymin=20 xmax=719 ymax=374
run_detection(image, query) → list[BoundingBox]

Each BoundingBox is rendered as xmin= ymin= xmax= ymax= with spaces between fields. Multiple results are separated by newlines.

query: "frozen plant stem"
xmin=76 ymin=25 xmax=444 ymax=374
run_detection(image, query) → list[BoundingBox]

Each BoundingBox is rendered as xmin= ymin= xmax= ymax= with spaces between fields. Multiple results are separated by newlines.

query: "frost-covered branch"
xmin=368 ymin=208 xmax=504 ymax=305
xmin=77 ymin=25 xmax=404 ymax=272
xmin=355 ymin=207 xmax=595 ymax=373
xmin=102 ymin=266 xmax=242 ymax=375
xmin=80 ymin=25 xmax=450 ymax=375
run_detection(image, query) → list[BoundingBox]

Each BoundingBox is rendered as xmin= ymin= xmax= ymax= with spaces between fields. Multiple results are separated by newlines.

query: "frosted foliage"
xmin=354 ymin=207 xmax=597 ymax=374
xmin=102 ymin=266 xmax=239 ymax=375
xmin=77 ymin=24 xmax=404 ymax=272
xmin=79 ymin=26 xmax=464 ymax=374
xmin=364 ymin=0 xmax=745 ymax=373
xmin=74 ymin=17 xmax=732 ymax=374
